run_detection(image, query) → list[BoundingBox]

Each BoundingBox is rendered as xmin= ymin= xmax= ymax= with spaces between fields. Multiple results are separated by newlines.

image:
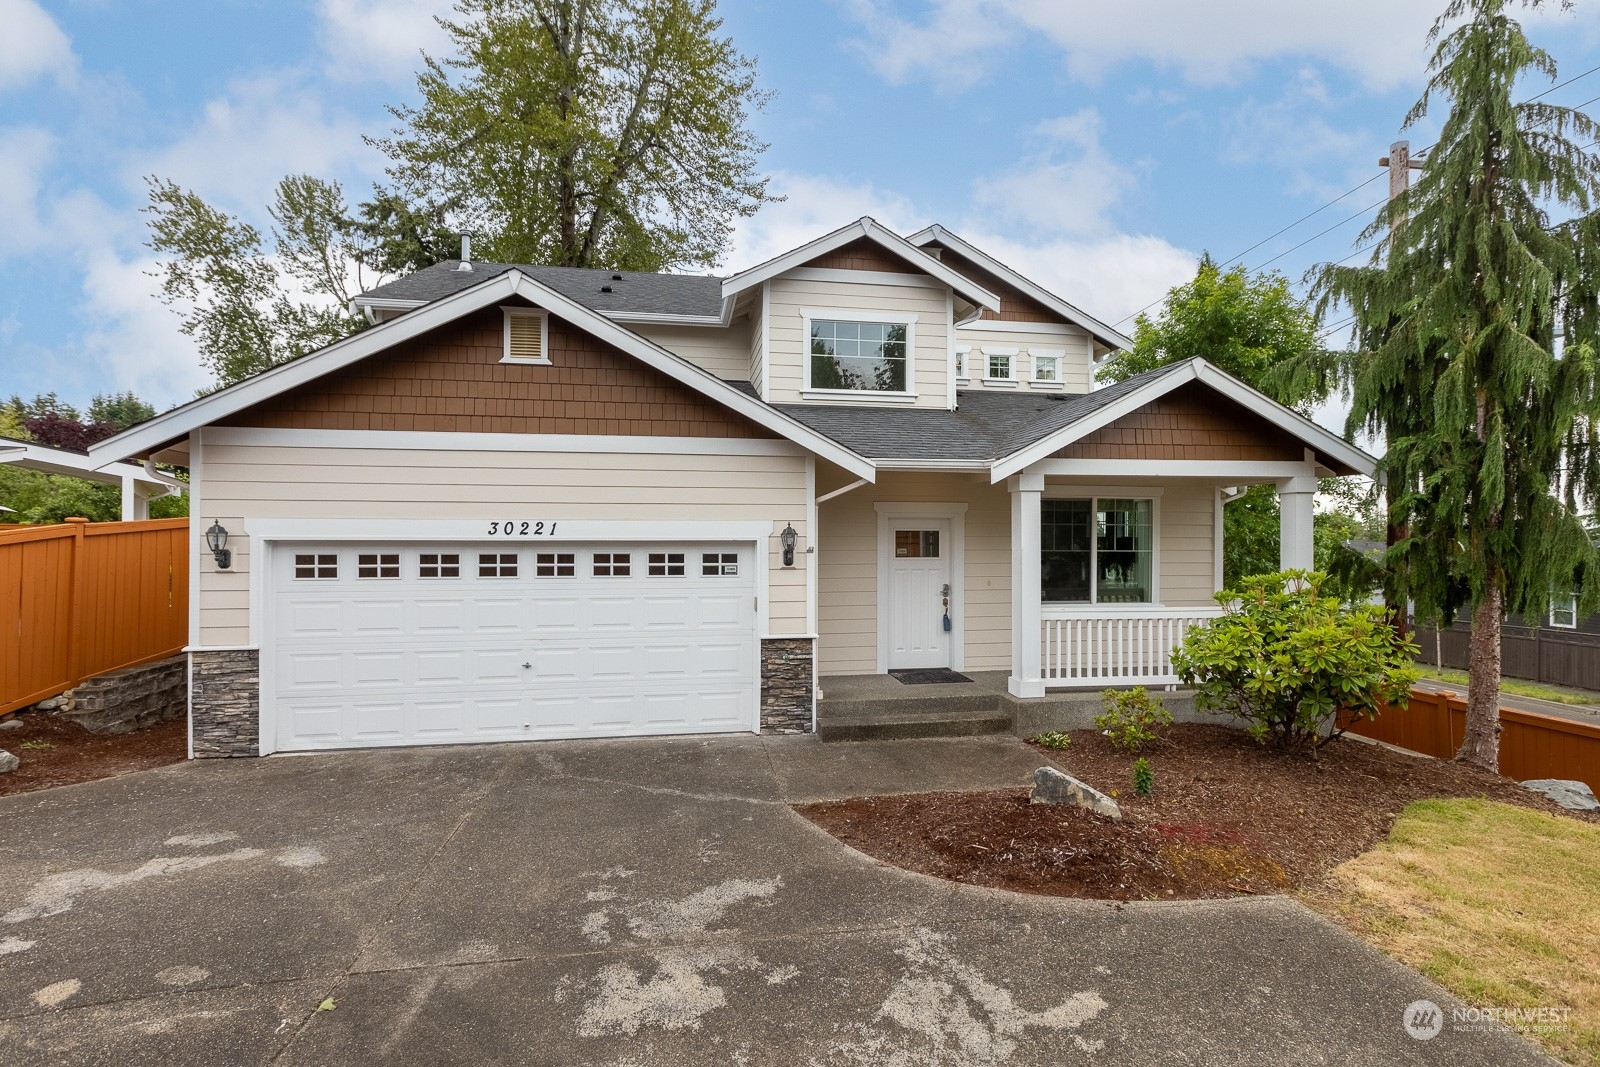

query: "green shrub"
xmin=1094 ymin=686 xmax=1173 ymax=752
xmin=1032 ymin=731 xmax=1072 ymax=750
xmin=1173 ymin=570 xmax=1418 ymax=754
xmin=1132 ymin=757 xmax=1155 ymax=796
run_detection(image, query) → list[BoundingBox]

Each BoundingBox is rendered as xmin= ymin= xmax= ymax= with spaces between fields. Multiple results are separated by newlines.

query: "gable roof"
xmin=353 ymin=261 xmax=730 ymax=323
xmin=908 ymin=225 xmax=1133 ymax=351
xmin=720 ymin=217 xmax=1002 ymax=312
xmin=770 ymin=359 xmax=1374 ymax=480
xmin=88 ymin=270 xmax=876 ymax=480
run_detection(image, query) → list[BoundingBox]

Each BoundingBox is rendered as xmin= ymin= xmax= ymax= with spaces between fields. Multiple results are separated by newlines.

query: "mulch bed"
xmin=0 ymin=711 xmax=186 ymax=797
xmin=797 ymin=724 xmax=1597 ymax=901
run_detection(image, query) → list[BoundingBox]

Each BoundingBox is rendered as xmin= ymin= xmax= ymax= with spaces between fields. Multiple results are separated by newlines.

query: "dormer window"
xmin=983 ymin=346 xmax=1017 ymax=385
xmin=501 ymin=307 xmax=550 ymax=365
xmin=1031 ymin=348 xmax=1063 ymax=385
xmin=802 ymin=308 xmax=916 ymax=398
xmin=955 ymin=345 xmax=971 ymax=381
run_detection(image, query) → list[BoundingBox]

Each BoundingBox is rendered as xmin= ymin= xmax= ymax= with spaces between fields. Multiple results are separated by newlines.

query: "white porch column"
xmin=1008 ymin=473 xmax=1045 ymax=698
xmin=1276 ymin=474 xmax=1316 ymax=571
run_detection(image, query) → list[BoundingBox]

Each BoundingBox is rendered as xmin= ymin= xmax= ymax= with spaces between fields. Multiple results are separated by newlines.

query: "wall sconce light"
xmin=205 ymin=520 xmax=232 ymax=569
xmin=780 ymin=522 xmax=798 ymax=567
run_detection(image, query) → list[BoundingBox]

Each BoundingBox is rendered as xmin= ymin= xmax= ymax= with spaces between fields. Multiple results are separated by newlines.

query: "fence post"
xmin=64 ymin=517 xmax=88 ymax=690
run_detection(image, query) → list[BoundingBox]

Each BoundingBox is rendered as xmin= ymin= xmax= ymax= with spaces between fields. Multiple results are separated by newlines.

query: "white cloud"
xmin=316 ymin=0 xmax=454 ymax=84
xmin=0 ymin=0 xmax=74 ymax=90
xmin=845 ymin=0 xmax=1600 ymax=90
xmin=0 ymin=126 xmax=56 ymax=251
xmin=973 ymin=109 xmax=1133 ymax=239
xmin=724 ymin=171 xmax=922 ymax=271
xmin=138 ymin=72 xmax=377 ymax=213
xmin=77 ymin=250 xmax=210 ymax=406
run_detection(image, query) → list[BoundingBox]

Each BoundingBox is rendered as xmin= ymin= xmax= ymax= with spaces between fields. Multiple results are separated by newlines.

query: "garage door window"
xmin=535 ymin=552 xmax=577 ymax=577
xmin=593 ymin=552 xmax=631 ymax=576
xmin=702 ymin=552 xmax=738 ymax=576
xmin=648 ymin=552 xmax=686 ymax=576
xmin=294 ymin=553 xmax=338 ymax=579
xmin=357 ymin=553 xmax=400 ymax=579
xmin=479 ymin=553 xmax=519 ymax=577
xmin=419 ymin=553 xmax=460 ymax=578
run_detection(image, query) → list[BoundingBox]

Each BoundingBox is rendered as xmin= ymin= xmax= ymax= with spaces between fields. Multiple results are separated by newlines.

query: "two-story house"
xmin=92 ymin=218 xmax=1375 ymax=757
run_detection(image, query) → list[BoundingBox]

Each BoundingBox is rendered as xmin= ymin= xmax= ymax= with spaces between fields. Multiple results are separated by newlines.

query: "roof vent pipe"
xmin=455 ymin=235 xmax=472 ymax=272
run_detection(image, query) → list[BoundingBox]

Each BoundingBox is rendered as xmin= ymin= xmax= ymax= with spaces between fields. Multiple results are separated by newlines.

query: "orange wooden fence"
xmin=1 ymin=518 xmax=189 ymax=715
xmin=1347 ymin=688 xmax=1600 ymax=792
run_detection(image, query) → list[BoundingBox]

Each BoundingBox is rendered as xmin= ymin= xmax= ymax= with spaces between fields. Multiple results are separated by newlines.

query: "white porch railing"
xmin=1041 ymin=605 xmax=1225 ymax=688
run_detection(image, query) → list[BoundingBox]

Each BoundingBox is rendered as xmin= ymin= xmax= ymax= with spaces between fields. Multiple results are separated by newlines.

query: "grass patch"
xmin=1421 ymin=667 xmax=1600 ymax=706
xmin=1307 ymin=798 xmax=1600 ymax=1065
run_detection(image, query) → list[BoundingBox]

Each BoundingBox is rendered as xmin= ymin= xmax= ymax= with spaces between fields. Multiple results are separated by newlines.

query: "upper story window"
xmin=1551 ymin=592 xmax=1579 ymax=629
xmin=983 ymin=346 xmax=1017 ymax=384
xmin=955 ymin=345 xmax=970 ymax=381
xmin=808 ymin=317 xmax=909 ymax=393
xmin=1042 ymin=497 xmax=1154 ymax=604
xmin=1031 ymin=349 xmax=1062 ymax=384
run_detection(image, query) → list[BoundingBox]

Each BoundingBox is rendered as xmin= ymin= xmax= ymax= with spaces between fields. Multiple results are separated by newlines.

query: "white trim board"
xmin=955 ymin=320 xmax=1081 ymax=336
xmin=204 ymin=426 xmax=807 ymax=457
xmin=90 ymin=268 xmax=877 ymax=482
xmin=722 ymin=217 xmax=1000 ymax=313
xmin=781 ymin=267 xmax=947 ymax=290
xmin=873 ymin=501 xmax=968 ymax=674
xmin=242 ymin=518 xmax=777 ymax=543
xmin=909 ymin=224 xmax=1133 ymax=351
xmin=1032 ymin=459 xmax=1317 ymax=480
xmin=988 ymin=358 xmax=1377 ymax=483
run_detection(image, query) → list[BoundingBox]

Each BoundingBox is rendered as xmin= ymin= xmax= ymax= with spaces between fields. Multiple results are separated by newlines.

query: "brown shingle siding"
xmin=805 ymin=237 xmax=921 ymax=274
xmin=1051 ymin=383 xmax=1306 ymax=462
xmin=221 ymin=307 xmax=775 ymax=439
xmin=934 ymin=245 xmax=1063 ymax=323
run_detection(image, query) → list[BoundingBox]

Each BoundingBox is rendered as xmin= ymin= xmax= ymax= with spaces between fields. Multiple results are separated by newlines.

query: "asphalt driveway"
xmin=0 ymin=733 xmax=1555 ymax=1066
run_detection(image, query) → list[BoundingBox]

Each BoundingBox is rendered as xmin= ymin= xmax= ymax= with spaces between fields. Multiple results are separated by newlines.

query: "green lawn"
xmin=1310 ymin=798 xmax=1600 ymax=1065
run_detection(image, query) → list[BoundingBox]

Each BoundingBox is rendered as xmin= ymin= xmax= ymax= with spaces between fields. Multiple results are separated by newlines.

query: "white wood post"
xmin=1277 ymin=474 xmax=1316 ymax=571
xmin=1008 ymin=472 xmax=1045 ymax=697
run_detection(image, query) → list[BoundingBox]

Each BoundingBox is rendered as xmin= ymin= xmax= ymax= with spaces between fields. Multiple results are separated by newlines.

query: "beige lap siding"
xmin=194 ymin=442 xmax=810 ymax=647
xmin=816 ymin=472 xmax=1014 ymax=676
xmin=765 ymin=276 xmax=952 ymax=408
xmin=954 ymin=324 xmax=1093 ymax=393
xmin=630 ymin=321 xmax=753 ymax=381
xmin=815 ymin=474 xmax=1219 ymax=677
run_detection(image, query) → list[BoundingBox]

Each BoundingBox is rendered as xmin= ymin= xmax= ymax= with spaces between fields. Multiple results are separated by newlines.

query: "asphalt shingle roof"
xmin=361 ymin=261 xmax=726 ymax=318
xmin=770 ymin=362 xmax=1190 ymax=462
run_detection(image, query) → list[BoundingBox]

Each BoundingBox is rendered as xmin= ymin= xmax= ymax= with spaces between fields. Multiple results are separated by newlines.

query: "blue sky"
xmin=3 ymin=0 xmax=1600 ymax=415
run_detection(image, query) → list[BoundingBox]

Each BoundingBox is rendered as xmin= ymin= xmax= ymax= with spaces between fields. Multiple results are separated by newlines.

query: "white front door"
xmin=886 ymin=522 xmax=953 ymax=669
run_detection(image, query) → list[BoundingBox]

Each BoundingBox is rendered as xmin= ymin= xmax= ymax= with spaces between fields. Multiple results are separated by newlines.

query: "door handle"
xmin=941 ymin=583 xmax=951 ymax=597
xmin=522 ymin=662 xmax=532 ymax=669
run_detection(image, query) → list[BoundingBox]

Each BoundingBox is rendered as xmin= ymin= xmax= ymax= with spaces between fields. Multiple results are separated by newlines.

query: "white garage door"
xmin=268 ymin=541 xmax=759 ymax=751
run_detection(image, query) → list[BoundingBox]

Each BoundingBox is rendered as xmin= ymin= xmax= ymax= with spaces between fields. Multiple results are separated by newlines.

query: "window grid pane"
xmin=357 ymin=552 xmax=400 ymax=579
xmin=479 ymin=553 xmax=518 ymax=578
xmin=648 ymin=552 xmax=686 ymax=576
xmin=988 ymin=354 xmax=1011 ymax=379
xmin=1034 ymin=356 xmax=1058 ymax=381
xmin=594 ymin=552 xmax=632 ymax=577
xmin=420 ymin=553 xmax=460 ymax=578
xmin=294 ymin=553 xmax=338 ymax=580
xmin=701 ymin=552 xmax=739 ymax=576
xmin=810 ymin=319 xmax=907 ymax=392
xmin=1096 ymin=499 xmax=1153 ymax=604
xmin=1041 ymin=501 xmax=1091 ymax=602
xmin=535 ymin=552 xmax=576 ymax=577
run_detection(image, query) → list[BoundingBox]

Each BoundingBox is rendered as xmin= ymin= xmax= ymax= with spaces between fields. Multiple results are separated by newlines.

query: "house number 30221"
xmin=486 ymin=521 xmax=557 ymax=536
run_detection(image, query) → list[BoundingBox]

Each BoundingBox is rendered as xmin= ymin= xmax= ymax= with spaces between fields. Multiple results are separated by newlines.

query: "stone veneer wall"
xmin=191 ymin=649 xmax=261 ymax=758
xmin=37 ymin=655 xmax=187 ymax=734
xmin=760 ymin=637 xmax=814 ymax=734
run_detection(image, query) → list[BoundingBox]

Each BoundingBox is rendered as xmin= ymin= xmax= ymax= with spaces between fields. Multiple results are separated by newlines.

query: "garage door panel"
xmin=270 ymin=540 xmax=760 ymax=751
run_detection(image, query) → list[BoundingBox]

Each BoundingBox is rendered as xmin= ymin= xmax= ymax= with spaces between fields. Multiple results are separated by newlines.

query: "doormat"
xmin=889 ymin=668 xmax=973 ymax=685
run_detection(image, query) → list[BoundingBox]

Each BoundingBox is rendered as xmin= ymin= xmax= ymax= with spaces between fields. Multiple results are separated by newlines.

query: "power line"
xmin=1523 ymin=62 xmax=1600 ymax=103
xmin=1247 ymin=197 xmax=1389 ymax=272
xmin=1220 ymin=173 xmax=1385 ymax=268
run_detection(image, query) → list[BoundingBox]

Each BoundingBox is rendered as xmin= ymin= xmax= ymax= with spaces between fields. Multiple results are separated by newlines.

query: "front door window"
xmin=895 ymin=530 xmax=941 ymax=558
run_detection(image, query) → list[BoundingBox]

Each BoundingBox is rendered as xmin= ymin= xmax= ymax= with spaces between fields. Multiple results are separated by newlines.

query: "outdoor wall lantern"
xmin=205 ymin=520 xmax=232 ymax=569
xmin=780 ymin=522 xmax=798 ymax=567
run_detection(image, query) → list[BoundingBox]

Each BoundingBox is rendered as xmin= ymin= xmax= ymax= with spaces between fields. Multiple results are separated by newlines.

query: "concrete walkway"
xmin=0 ymin=734 xmax=1554 ymax=1066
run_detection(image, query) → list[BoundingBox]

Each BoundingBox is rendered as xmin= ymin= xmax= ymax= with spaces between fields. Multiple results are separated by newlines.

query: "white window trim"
xmin=501 ymin=306 xmax=551 ymax=365
xmin=982 ymin=345 xmax=1018 ymax=386
xmin=800 ymin=306 xmax=917 ymax=398
xmin=1550 ymin=592 xmax=1579 ymax=629
xmin=1039 ymin=487 xmax=1163 ymax=607
xmin=873 ymin=502 xmax=968 ymax=673
xmin=1029 ymin=347 xmax=1065 ymax=388
xmin=955 ymin=343 xmax=971 ymax=383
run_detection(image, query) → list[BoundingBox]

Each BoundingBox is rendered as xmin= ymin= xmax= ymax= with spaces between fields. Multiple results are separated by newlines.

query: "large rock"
xmin=1521 ymin=779 xmax=1600 ymax=811
xmin=0 ymin=718 xmax=24 ymax=731
xmin=1030 ymin=766 xmax=1121 ymax=820
xmin=0 ymin=749 xmax=18 ymax=774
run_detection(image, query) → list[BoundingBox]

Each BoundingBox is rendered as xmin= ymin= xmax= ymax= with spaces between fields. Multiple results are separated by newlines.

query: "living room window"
xmin=1041 ymin=497 xmax=1154 ymax=604
xmin=805 ymin=313 xmax=911 ymax=394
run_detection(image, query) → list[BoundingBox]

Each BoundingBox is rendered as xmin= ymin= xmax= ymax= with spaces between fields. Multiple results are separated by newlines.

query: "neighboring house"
xmin=1 ymin=435 xmax=184 ymax=520
xmin=90 ymin=218 xmax=1375 ymax=758
xmin=1418 ymin=594 xmax=1600 ymax=692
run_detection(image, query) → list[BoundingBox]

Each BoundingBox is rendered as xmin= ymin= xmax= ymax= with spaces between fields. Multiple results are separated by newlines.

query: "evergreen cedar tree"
xmin=1310 ymin=0 xmax=1600 ymax=769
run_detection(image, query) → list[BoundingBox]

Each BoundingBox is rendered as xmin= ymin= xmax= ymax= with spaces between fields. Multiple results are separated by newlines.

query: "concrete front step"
xmin=816 ymin=695 xmax=1013 ymax=742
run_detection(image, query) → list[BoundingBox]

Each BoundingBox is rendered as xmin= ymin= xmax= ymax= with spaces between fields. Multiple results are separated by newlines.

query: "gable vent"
xmin=502 ymin=307 xmax=550 ymax=364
